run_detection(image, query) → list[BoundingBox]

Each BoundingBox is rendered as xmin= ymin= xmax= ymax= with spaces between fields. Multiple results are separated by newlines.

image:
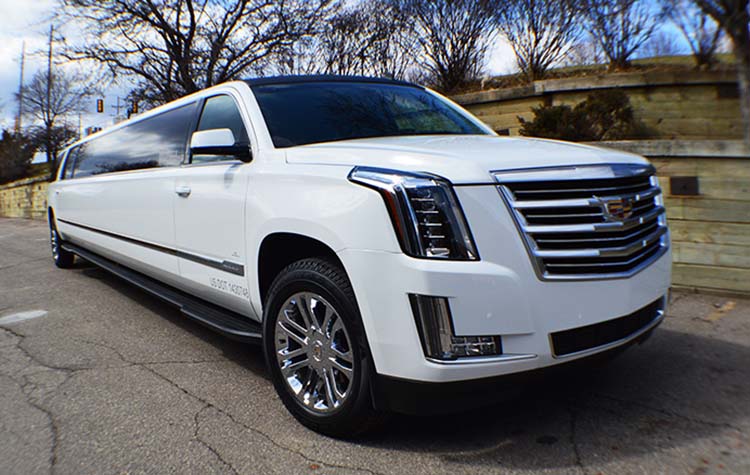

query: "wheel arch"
xmin=257 ymin=232 xmax=347 ymax=306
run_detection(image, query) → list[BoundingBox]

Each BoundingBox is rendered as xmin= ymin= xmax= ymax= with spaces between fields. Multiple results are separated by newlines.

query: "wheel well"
xmin=257 ymin=233 xmax=343 ymax=305
xmin=48 ymin=208 xmax=54 ymax=226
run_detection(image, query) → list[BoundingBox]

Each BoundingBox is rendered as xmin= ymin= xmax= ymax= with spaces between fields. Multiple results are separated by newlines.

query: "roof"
xmin=242 ymin=75 xmax=420 ymax=88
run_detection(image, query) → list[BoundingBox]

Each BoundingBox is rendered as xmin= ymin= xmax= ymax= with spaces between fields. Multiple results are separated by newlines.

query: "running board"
xmin=62 ymin=242 xmax=262 ymax=343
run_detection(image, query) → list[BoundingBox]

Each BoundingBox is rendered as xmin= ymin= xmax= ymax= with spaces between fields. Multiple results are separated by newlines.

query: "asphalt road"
xmin=1 ymin=217 xmax=749 ymax=475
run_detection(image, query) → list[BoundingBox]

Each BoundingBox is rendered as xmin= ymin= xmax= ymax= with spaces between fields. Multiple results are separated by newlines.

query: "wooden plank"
xmin=466 ymin=98 xmax=542 ymax=115
xmin=669 ymin=220 xmax=750 ymax=246
xmin=632 ymin=106 xmax=741 ymax=120
xmin=472 ymin=112 xmax=531 ymax=128
xmin=642 ymin=118 xmax=743 ymax=139
xmin=673 ymin=241 xmax=750 ymax=268
xmin=652 ymin=158 xmax=750 ymax=177
xmin=660 ymin=176 xmax=750 ymax=201
xmin=665 ymin=197 xmax=750 ymax=223
xmin=672 ymin=263 xmax=750 ymax=294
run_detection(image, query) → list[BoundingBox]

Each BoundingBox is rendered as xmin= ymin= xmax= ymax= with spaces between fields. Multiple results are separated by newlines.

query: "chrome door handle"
xmin=175 ymin=186 xmax=191 ymax=198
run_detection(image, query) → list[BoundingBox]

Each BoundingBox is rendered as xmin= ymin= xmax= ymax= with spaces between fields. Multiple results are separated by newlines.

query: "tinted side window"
xmin=192 ymin=95 xmax=249 ymax=164
xmin=62 ymin=147 xmax=78 ymax=179
xmin=73 ymin=103 xmax=196 ymax=178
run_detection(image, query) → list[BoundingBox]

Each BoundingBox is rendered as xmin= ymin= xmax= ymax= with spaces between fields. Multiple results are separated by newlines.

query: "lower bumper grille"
xmin=550 ymin=298 xmax=663 ymax=357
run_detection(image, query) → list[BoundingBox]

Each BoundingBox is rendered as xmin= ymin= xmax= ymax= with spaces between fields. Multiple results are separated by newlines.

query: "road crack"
xmin=194 ymin=405 xmax=240 ymax=475
xmin=72 ymin=337 xmax=384 ymax=475
xmin=567 ymin=404 xmax=588 ymax=475
xmin=0 ymin=326 xmax=70 ymax=475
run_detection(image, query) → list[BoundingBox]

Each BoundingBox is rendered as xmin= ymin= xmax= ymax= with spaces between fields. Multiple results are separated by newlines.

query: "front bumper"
xmin=337 ymin=183 xmax=672 ymax=383
xmin=372 ymin=321 xmax=660 ymax=415
xmin=340 ymin=247 xmax=670 ymax=383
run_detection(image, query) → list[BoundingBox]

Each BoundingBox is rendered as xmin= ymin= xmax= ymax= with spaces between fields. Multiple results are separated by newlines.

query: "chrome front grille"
xmin=494 ymin=164 xmax=669 ymax=280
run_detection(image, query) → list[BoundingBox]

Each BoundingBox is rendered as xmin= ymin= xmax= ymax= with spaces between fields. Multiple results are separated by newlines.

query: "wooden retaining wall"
xmin=454 ymin=70 xmax=742 ymax=140
xmin=594 ymin=140 xmax=750 ymax=295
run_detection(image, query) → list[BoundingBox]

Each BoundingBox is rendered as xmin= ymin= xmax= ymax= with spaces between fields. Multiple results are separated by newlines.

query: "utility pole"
xmin=14 ymin=42 xmax=25 ymax=134
xmin=46 ymin=25 xmax=53 ymax=126
xmin=44 ymin=24 xmax=56 ymax=178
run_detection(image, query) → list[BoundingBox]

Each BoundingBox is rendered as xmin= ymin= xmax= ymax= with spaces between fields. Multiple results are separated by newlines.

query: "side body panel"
xmin=174 ymin=163 xmax=254 ymax=316
xmin=54 ymin=168 xmax=181 ymax=287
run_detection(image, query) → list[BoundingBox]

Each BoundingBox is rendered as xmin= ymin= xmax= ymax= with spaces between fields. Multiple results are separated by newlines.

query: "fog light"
xmin=409 ymin=294 xmax=502 ymax=360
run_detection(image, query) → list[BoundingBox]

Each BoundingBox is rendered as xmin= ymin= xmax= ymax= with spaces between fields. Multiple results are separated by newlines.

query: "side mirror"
xmin=190 ymin=128 xmax=252 ymax=162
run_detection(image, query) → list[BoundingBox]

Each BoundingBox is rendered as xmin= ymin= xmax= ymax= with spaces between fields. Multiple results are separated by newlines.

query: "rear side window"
xmin=73 ymin=103 xmax=196 ymax=178
xmin=192 ymin=95 xmax=249 ymax=164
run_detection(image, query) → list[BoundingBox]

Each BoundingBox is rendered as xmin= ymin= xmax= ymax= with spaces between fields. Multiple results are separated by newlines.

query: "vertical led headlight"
xmin=348 ymin=167 xmax=478 ymax=260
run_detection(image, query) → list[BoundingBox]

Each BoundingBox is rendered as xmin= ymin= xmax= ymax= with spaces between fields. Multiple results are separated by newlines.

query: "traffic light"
xmin=96 ymin=99 xmax=104 ymax=113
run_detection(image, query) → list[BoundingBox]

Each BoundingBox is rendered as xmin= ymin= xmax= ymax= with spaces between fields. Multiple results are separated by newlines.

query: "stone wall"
xmin=454 ymin=70 xmax=742 ymax=140
xmin=0 ymin=177 xmax=50 ymax=220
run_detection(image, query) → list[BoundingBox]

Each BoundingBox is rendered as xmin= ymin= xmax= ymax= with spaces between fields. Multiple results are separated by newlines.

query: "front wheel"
xmin=262 ymin=258 xmax=384 ymax=437
xmin=50 ymin=219 xmax=75 ymax=269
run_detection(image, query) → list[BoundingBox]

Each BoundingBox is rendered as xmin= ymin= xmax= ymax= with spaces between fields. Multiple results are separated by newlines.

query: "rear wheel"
xmin=263 ymin=258 xmax=384 ymax=438
xmin=50 ymin=219 xmax=75 ymax=269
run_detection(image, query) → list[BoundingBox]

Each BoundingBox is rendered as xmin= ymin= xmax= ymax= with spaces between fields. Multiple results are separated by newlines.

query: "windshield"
xmin=251 ymin=82 xmax=489 ymax=148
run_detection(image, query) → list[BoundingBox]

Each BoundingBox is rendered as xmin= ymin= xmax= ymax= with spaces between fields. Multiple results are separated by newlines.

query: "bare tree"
xmin=565 ymin=38 xmax=607 ymax=66
xmin=661 ymin=0 xmax=723 ymax=67
xmin=692 ymin=0 xmax=750 ymax=146
xmin=580 ymin=0 xmax=662 ymax=70
xmin=59 ymin=0 xmax=336 ymax=105
xmin=314 ymin=1 xmax=419 ymax=78
xmin=272 ymin=1 xmax=419 ymax=79
xmin=18 ymin=70 xmax=88 ymax=178
xmin=394 ymin=0 xmax=497 ymax=93
xmin=363 ymin=2 xmax=422 ymax=79
xmin=496 ymin=0 xmax=583 ymax=81
xmin=639 ymin=30 xmax=687 ymax=58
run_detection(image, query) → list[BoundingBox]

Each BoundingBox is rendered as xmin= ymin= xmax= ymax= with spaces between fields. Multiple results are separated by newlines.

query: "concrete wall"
xmin=454 ymin=70 xmax=742 ymax=140
xmin=593 ymin=140 xmax=750 ymax=296
xmin=0 ymin=177 xmax=49 ymax=220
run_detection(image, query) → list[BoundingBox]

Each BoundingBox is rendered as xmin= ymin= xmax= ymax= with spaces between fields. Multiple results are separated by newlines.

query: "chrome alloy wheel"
xmin=50 ymin=228 xmax=60 ymax=261
xmin=274 ymin=292 xmax=354 ymax=414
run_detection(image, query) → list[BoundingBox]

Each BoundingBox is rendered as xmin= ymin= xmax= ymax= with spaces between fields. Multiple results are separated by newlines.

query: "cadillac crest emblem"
xmin=597 ymin=197 xmax=634 ymax=221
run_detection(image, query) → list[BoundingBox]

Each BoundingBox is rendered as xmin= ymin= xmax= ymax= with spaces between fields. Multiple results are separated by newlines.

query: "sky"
xmin=0 ymin=0 xmax=521 ymax=138
xmin=0 ymin=0 xmax=139 ymax=136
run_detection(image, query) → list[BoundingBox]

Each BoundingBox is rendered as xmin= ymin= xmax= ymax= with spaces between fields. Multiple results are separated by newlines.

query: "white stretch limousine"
xmin=48 ymin=76 xmax=671 ymax=436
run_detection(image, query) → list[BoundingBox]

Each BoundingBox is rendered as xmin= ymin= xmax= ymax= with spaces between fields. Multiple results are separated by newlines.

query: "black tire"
xmin=262 ymin=257 xmax=385 ymax=438
xmin=49 ymin=218 xmax=75 ymax=269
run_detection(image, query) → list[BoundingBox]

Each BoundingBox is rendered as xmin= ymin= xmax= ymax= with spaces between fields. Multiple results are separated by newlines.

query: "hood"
xmin=284 ymin=135 xmax=650 ymax=184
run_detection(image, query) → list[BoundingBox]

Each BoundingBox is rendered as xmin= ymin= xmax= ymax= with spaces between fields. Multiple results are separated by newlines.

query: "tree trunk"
xmin=46 ymin=148 xmax=56 ymax=180
xmin=45 ymin=128 xmax=56 ymax=181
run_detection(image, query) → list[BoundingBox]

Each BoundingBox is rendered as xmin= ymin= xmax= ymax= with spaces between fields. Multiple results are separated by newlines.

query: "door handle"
xmin=175 ymin=185 xmax=191 ymax=198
